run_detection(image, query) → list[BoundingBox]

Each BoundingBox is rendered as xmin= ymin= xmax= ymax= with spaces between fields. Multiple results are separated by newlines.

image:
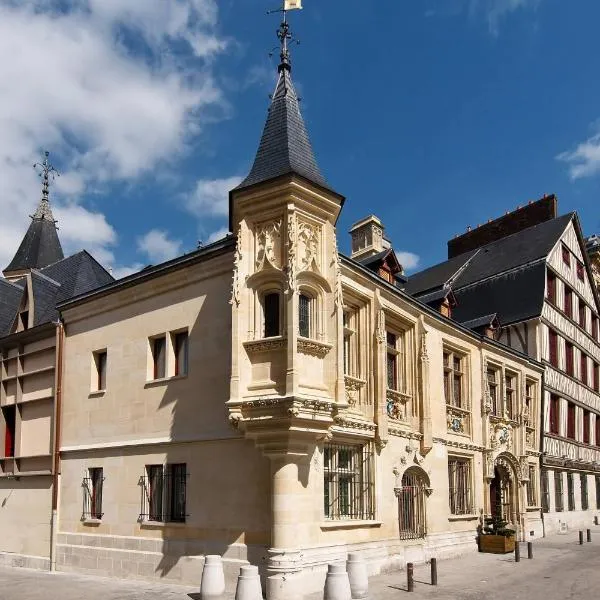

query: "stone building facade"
xmin=52 ymin=51 xmax=544 ymax=600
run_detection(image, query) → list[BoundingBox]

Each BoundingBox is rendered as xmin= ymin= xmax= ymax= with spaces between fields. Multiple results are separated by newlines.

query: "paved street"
xmin=0 ymin=533 xmax=598 ymax=599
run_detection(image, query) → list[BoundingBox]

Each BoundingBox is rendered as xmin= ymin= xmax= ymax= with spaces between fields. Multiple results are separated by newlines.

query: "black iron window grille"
xmin=139 ymin=463 xmax=188 ymax=523
xmin=448 ymin=458 xmax=472 ymax=515
xmin=567 ymin=472 xmax=575 ymax=511
xmin=541 ymin=469 xmax=550 ymax=513
xmin=555 ymin=472 xmax=564 ymax=512
xmin=398 ymin=470 xmax=427 ymax=540
xmin=323 ymin=443 xmax=374 ymax=521
xmin=581 ymin=474 xmax=589 ymax=511
xmin=82 ymin=467 xmax=104 ymax=520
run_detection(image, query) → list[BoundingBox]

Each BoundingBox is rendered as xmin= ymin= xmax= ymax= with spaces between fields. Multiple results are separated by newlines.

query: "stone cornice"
xmin=432 ymin=437 xmax=485 ymax=452
xmin=297 ymin=337 xmax=332 ymax=358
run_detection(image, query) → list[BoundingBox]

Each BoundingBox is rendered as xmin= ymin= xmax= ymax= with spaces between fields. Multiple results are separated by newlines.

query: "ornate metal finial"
xmin=268 ymin=1 xmax=301 ymax=75
xmin=32 ymin=151 xmax=60 ymax=222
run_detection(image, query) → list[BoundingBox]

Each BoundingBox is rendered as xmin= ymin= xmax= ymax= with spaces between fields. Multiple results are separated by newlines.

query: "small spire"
xmin=32 ymin=151 xmax=59 ymax=223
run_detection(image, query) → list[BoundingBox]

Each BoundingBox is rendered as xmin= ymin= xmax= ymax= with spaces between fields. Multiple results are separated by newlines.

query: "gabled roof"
xmin=4 ymin=198 xmax=64 ymax=275
xmin=404 ymin=213 xmax=574 ymax=326
xmin=234 ymin=67 xmax=330 ymax=195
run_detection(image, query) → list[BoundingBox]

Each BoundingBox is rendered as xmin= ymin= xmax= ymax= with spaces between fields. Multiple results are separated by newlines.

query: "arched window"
xmin=263 ymin=292 xmax=280 ymax=338
xmin=299 ymin=293 xmax=311 ymax=338
xmin=398 ymin=468 xmax=427 ymax=540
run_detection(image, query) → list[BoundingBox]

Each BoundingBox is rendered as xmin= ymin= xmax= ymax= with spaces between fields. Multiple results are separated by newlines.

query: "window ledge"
xmin=144 ymin=374 xmax=188 ymax=388
xmin=448 ymin=514 xmax=479 ymax=522
xmin=320 ymin=520 xmax=382 ymax=530
xmin=82 ymin=519 xmax=102 ymax=526
xmin=88 ymin=390 xmax=106 ymax=398
xmin=139 ymin=521 xmax=187 ymax=529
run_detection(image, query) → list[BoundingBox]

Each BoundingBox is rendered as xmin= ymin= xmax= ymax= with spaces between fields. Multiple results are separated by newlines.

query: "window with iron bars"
xmin=448 ymin=457 xmax=472 ymax=515
xmin=397 ymin=469 xmax=427 ymax=540
xmin=567 ymin=472 xmax=575 ymax=511
xmin=526 ymin=465 xmax=537 ymax=506
xmin=139 ymin=463 xmax=188 ymax=523
xmin=323 ymin=443 xmax=374 ymax=520
xmin=581 ymin=474 xmax=589 ymax=511
xmin=554 ymin=471 xmax=564 ymax=512
xmin=541 ymin=469 xmax=550 ymax=513
xmin=82 ymin=467 xmax=104 ymax=520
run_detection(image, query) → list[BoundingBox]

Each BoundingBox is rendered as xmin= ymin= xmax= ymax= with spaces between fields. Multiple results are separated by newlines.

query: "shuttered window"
xmin=548 ymin=329 xmax=558 ymax=367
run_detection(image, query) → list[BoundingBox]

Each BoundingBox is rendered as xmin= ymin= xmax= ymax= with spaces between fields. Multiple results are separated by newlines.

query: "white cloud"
xmin=206 ymin=227 xmax=229 ymax=244
xmin=397 ymin=252 xmax=420 ymax=272
xmin=557 ymin=131 xmax=600 ymax=180
xmin=0 ymin=0 xmax=226 ymax=271
xmin=137 ymin=229 xmax=183 ymax=264
xmin=186 ymin=176 xmax=243 ymax=218
xmin=111 ymin=263 xmax=145 ymax=280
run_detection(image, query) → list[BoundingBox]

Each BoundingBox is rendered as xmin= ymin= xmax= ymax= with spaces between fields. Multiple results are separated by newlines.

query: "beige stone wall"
xmin=0 ymin=476 xmax=52 ymax=567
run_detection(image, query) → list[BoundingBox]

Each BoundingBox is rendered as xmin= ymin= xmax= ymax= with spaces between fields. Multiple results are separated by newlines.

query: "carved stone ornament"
xmin=297 ymin=220 xmax=320 ymax=271
xmin=419 ymin=329 xmax=429 ymax=362
xmin=333 ymin=414 xmax=377 ymax=433
xmin=446 ymin=408 xmax=465 ymax=434
xmin=255 ymin=219 xmax=282 ymax=270
xmin=332 ymin=241 xmax=343 ymax=311
xmin=297 ymin=338 xmax=332 ymax=358
xmin=525 ymin=428 xmax=534 ymax=448
xmin=375 ymin=309 xmax=386 ymax=345
xmin=496 ymin=454 xmax=520 ymax=484
xmin=485 ymin=451 xmax=495 ymax=479
xmin=344 ymin=375 xmax=366 ymax=408
xmin=230 ymin=224 xmax=242 ymax=307
xmin=386 ymin=389 xmax=409 ymax=421
xmin=489 ymin=422 xmax=513 ymax=450
xmin=286 ymin=213 xmax=297 ymax=294
xmin=481 ymin=357 xmax=493 ymax=415
xmin=519 ymin=456 xmax=530 ymax=481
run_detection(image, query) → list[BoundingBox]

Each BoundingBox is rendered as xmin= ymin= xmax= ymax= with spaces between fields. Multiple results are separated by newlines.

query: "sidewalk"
xmin=0 ymin=532 xmax=597 ymax=599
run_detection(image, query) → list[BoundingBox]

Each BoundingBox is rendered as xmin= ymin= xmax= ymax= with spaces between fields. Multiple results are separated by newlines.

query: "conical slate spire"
xmin=236 ymin=17 xmax=329 ymax=192
xmin=4 ymin=152 xmax=64 ymax=277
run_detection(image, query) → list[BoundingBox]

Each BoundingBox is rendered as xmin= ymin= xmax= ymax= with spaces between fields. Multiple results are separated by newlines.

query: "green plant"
xmin=481 ymin=515 xmax=515 ymax=537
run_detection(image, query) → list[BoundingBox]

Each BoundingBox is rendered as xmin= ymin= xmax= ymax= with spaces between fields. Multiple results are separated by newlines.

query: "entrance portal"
xmin=489 ymin=465 xmax=513 ymax=524
xmin=397 ymin=468 xmax=427 ymax=540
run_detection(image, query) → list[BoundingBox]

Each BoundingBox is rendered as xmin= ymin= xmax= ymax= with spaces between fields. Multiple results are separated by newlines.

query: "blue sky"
xmin=1 ymin=0 xmax=599 ymax=276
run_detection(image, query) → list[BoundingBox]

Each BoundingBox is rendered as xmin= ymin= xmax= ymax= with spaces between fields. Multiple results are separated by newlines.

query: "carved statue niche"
xmin=255 ymin=219 xmax=282 ymax=271
xmin=297 ymin=220 xmax=321 ymax=272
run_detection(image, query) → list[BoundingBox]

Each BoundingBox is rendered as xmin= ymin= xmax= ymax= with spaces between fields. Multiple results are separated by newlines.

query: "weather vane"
xmin=267 ymin=0 xmax=302 ymax=73
xmin=33 ymin=151 xmax=60 ymax=204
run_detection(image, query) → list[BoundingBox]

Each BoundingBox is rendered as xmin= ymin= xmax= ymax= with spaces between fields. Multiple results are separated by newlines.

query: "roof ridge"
xmin=30 ymin=268 xmax=61 ymax=287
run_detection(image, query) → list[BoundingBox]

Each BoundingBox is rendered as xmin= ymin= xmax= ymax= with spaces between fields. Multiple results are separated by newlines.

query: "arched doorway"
xmin=397 ymin=467 xmax=428 ymax=540
xmin=489 ymin=455 xmax=519 ymax=526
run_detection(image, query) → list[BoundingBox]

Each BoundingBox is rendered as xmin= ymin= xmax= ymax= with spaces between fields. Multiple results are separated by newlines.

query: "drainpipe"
xmin=49 ymin=320 xmax=65 ymax=571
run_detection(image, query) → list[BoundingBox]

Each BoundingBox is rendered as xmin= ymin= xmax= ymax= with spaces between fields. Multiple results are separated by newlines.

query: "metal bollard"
xmin=514 ymin=543 xmax=520 ymax=563
xmin=579 ymin=531 xmax=584 ymax=545
xmin=587 ymin=529 xmax=592 ymax=543
xmin=527 ymin=541 xmax=533 ymax=559
xmin=430 ymin=558 xmax=438 ymax=586
xmin=407 ymin=562 xmax=414 ymax=592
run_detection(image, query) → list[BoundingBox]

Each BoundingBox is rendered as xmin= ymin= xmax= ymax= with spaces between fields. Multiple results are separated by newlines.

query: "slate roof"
xmin=0 ymin=278 xmax=24 ymax=337
xmin=235 ymin=67 xmax=330 ymax=193
xmin=4 ymin=199 xmax=64 ymax=274
xmin=404 ymin=213 xmax=574 ymax=327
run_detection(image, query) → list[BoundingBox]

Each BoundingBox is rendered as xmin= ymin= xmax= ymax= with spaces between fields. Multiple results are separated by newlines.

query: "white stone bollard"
xmin=235 ymin=565 xmax=263 ymax=600
xmin=346 ymin=553 xmax=368 ymax=599
xmin=200 ymin=555 xmax=226 ymax=599
xmin=324 ymin=564 xmax=352 ymax=600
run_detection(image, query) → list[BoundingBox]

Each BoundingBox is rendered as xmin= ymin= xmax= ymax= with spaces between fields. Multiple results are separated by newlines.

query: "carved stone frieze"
xmin=386 ymin=388 xmax=410 ymax=421
xmin=344 ymin=375 xmax=366 ymax=407
xmin=243 ymin=337 xmax=286 ymax=354
xmin=297 ymin=220 xmax=320 ymax=271
xmin=255 ymin=219 xmax=282 ymax=270
xmin=332 ymin=414 xmax=377 ymax=433
xmin=433 ymin=437 xmax=485 ymax=452
xmin=297 ymin=338 xmax=332 ymax=358
xmin=388 ymin=427 xmax=422 ymax=441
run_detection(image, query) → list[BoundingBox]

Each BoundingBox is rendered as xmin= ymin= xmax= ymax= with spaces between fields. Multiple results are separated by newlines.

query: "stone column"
xmin=266 ymin=456 xmax=306 ymax=600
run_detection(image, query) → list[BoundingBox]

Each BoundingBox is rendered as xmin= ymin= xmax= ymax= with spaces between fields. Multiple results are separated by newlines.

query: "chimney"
xmin=447 ymin=194 xmax=558 ymax=259
xmin=349 ymin=215 xmax=390 ymax=260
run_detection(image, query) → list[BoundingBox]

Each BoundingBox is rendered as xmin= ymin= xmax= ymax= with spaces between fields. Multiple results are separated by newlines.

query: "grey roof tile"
xmin=235 ymin=68 xmax=330 ymax=192
xmin=0 ymin=279 xmax=23 ymax=336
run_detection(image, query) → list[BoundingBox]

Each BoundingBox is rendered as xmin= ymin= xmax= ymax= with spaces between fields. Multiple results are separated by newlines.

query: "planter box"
xmin=479 ymin=534 xmax=515 ymax=554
